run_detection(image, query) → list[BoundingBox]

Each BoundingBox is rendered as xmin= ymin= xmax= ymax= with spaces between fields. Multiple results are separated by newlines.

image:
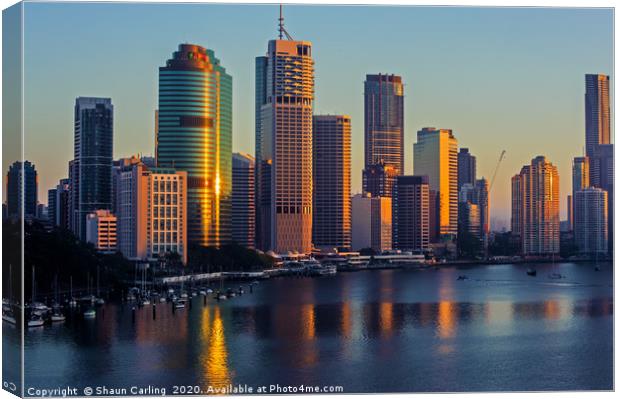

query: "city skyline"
xmin=12 ymin=3 xmax=614 ymax=229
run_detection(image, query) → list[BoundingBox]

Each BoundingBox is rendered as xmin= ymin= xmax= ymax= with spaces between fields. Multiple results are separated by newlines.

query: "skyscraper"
xmin=47 ymin=188 xmax=57 ymax=225
xmin=474 ymin=178 xmax=490 ymax=245
xmin=71 ymin=97 xmax=113 ymax=240
xmin=589 ymin=143 xmax=614 ymax=253
xmin=574 ymin=187 xmax=608 ymax=255
xmin=571 ymin=156 xmax=590 ymax=230
xmin=157 ymin=44 xmax=232 ymax=248
xmin=255 ymin=14 xmax=314 ymax=253
xmin=363 ymin=74 xmax=404 ymax=196
xmin=313 ymin=115 xmax=351 ymax=250
xmin=115 ymin=156 xmax=188 ymax=264
xmin=457 ymin=148 xmax=476 ymax=191
xmin=232 ymin=152 xmax=255 ymax=249
xmin=392 ymin=176 xmax=430 ymax=251
xmin=585 ymin=74 xmax=610 ymax=158
xmin=413 ymin=128 xmax=458 ymax=239
xmin=511 ymin=156 xmax=560 ymax=255
xmin=6 ymin=160 xmax=38 ymax=219
xmin=55 ymin=178 xmax=71 ymax=229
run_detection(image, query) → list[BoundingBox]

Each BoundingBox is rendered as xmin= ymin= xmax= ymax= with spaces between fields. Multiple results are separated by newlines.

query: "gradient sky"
xmin=17 ymin=2 xmax=613 ymax=229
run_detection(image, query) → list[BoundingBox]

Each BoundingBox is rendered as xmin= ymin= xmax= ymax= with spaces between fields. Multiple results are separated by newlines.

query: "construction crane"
xmin=489 ymin=150 xmax=506 ymax=192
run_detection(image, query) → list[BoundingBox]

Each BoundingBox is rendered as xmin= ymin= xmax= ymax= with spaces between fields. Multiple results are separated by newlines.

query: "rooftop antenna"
xmin=278 ymin=4 xmax=294 ymax=40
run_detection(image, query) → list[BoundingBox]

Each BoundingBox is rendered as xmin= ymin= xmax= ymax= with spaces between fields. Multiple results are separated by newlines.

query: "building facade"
xmin=86 ymin=209 xmax=117 ymax=254
xmin=115 ymin=156 xmax=188 ymax=265
xmin=585 ymin=74 xmax=610 ymax=159
xmin=255 ymin=33 xmax=314 ymax=253
xmin=232 ymin=152 xmax=255 ymax=248
xmin=157 ymin=44 xmax=232 ymax=248
xmin=574 ymin=187 xmax=608 ymax=255
xmin=511 ymin=156 xmax=560 ymax=255
xmin=47 ymin=188 xmax=57 ymax=225
xmin=71 ymin=97 xmax=114 ymax=240
xmin=457 ymin=148 xmax=476 ymax=191
xmin=392 ymin=176 xmax=430 ymax=251
xmin=312 ymin=115 xmax=351 ymax=249
xmin=351 ymin=194 xmax=392 ymax=252
xmin=6 ymin=160 xmax=38 ymax=219
xmin=413 ymin=128 xmax=458 ymax=239
xmin=362 ymin=74 xmax=404 ymax=197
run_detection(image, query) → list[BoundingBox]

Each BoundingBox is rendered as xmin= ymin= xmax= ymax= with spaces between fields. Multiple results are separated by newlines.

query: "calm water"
xmin=5 ymin=262 xmax=614 ymax=394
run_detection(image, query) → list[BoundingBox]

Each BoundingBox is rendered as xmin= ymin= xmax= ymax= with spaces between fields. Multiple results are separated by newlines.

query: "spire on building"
xmin=278 ymin=4 xmax=293 ymax=40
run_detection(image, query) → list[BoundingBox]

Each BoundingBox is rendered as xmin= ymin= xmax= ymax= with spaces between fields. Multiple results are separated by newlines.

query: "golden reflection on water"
xmin=437 ymin=301 xmax=456 ymax=339
xmin=379 ymin=302 xmax=393 ymax=337
xmin=200 ymin=307 xmax=231 ymax=389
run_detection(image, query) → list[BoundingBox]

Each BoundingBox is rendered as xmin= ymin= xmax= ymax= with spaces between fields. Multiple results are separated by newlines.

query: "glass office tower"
xmin=157 ymin=44 xmax=232 ymax=247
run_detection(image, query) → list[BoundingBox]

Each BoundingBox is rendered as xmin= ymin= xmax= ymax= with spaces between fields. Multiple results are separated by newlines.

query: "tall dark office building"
xmin=457 ymin=148 xmax=476 ymax=191
xmin=362 ymin=74 xmax=404 ymax=197
xmin=157 ymin=44 xmax=233 ymax=248
xmin=6 ymin=160 xmax=38 ymax=218
xmin=71 ymin=97 xmax=113 ymax=240
xmin=392 ymin=175 xmax=430 ymax=251
xmin=232 ymin=153 xmax=255 ymax=249
xmin=47 ymin=188 xmax=57 ymax=225
xmin=313 ymin=115 xmax=352 ymax=250
xmin=55 ymin=178 xmax=71 ymax=229
xmin=590 ymin=144 xmax=614 ymax=254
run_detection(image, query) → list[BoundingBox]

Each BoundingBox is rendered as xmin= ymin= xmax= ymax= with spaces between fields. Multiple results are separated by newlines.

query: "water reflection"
xmin=200 ymin=307 xmax=231 ymax=388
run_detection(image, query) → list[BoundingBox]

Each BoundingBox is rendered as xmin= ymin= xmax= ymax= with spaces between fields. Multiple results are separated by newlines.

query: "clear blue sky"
xmin=18 ymin=2 xmax=613 ymax=229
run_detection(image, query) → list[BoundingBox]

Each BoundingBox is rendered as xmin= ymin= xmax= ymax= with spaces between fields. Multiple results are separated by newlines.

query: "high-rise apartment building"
xmin=6 ymin=160 xmax=38 ymax=219
xmin=362 ymin=74 xmax=404 ymax=197
xmin=511 ymin=156 xmax=560 ymax=255
xmin=86 ymin=209 xmax=117 ymax=254
xmin=574 ymin=187 xmax=608 ymax=255
xmin=313 ymin=115 xmax=351 ymax=249
xmin=362 ymin=162 xmax=398 ymax=197
xmin=55 ymin=178 xmax=71 ymax=229
xmin=585 ymin=74 xmax=610 ymax=158
xmin=392 ymin=176 xmax=430 ymax=251
xmin=474 ymin=178 xmax=490 ymax=244
xmin=571 ymin=156 xmax=590 ymax=230
xmin=457 ymin=148 xmax=476 ymax=191
xmin=157 ymin=44 xmax=232 ymax=248
xmin=589 ymin=143 xmax=614 ymax=254
xmin=71 ymin=97 xmax=113 ymax=240
xmin=47 ymin=188 xmax=57 ymax=225
xmin=413 ymin=128 xmax=458 ymax=239
xmin=351 ymin=193 xmax=392 ymax=252
xmin=255 ymin=20 xmax=314 ymax=253
xmin=567 ymin=195 xmax=573 ymax=232
xmin=115 ymin=156 xmax=188 ymax=265
xmin=232 ymin=152 xmax=255 ymax=248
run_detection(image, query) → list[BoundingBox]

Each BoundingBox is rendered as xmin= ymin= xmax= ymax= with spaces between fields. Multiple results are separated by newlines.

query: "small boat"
xmin=159 ymin=297 xmax=167 ymax=303
xmin=251 ymin=280 xmax=259 ymax=286
xmin=238 ymin=286 xmax=245 ymax=295
xmin=141 ymin=299 xmax=151 ymax=306
xmin=594 ymin=265 xmax=601 ymax=271
xmin=456 ymin=275 xmax=468 ymax=281
xmin=2 ymin=313 xmax=16 ymax=325
xmin=95 ymin=298 xmax=105 ymax=306
xmin=548 ymin=273 xmax=563 ymax=280
xmin=199 ymin=290 xmax=207 ymax=296
xmin=50 ymin=311 xmax=66 ymax=323
xmin=83 ymin=308 xmax=96 ymax=318
xmin=191 ymin=292 xmax=197 ymax=298
xmin=180 ymin=292 xmax=188 ymax=299
xmin=206 ymin=289 xmax=213 ymax=294
xmin=28 ymin=313 xmax=45 ymax=327
xmin=174 ymin=300 xmax=186 ymax=309
xmin=526 ymin=268 xmax=537 ymax=276
xmin=226 ymin=288 xmax=236 ymax=298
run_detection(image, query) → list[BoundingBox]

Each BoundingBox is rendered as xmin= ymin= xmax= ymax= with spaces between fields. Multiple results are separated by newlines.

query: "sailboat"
xmin=28 ymin=266 xmax=45 ymax=327
xmin=69 ymin=276 xmax=77 ymax=307
xmin=50 ymin=275 xmax=66 ymax=322
xmin=2 ymin=265 xmax=17 ymax=324
xmin=548 ymin=253 xmax=563 ymax=279
xmin=95 ymin=266 xmax=105 ymax=305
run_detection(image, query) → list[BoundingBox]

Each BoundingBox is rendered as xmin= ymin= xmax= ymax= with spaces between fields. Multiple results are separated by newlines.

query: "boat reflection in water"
xmin=16 ymin=262 xmax=613 ymax=392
